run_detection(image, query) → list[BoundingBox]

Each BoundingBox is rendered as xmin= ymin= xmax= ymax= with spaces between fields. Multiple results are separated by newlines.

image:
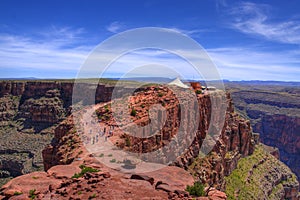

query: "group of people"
xmin=82 ymin=123 xmax=115 ymax=145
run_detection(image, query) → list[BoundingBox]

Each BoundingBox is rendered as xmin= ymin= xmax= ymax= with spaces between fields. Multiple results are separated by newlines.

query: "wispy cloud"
xmin=106 ymin=21 xmax=124 ymax=33
xmin=77 ymin=46 xmax=300 ymax=81
xmin=166 ymin=27 xmax=211 ymax=38
xmin=207 ymin=47 xmax=300 ymax=81
xmin=227 ymin=2 xmax=300 ymax=45
xmin=0 ymin=25 xmax=299 ymax=81
xmin=0 ymin=26 xmax=92 ymax=78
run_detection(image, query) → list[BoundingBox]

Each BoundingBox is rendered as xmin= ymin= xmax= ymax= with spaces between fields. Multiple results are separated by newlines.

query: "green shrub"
xmin=72 ymin=165 xmax=99 ymax=178
xmin=105 ymin=107 xmax=109 ymax=112
xmin=29 ymin=189 xmax=36 ymax=199
xmin=196 ymin=90 xmax=202 ymax=94
xmin=130 ymin=109 xmax=137 ymax=116
xmin=125 ymin=137 xmax=131 ymax=147
xmin=186 ymin=182 xmax=205 ymax=197
xmin=158 ymin=93 xmax=163 ymax=97
xmin=110 ymin=159 xmax=116 ymax=163
xmin=14 ymin=191 xmax=22 ymax=196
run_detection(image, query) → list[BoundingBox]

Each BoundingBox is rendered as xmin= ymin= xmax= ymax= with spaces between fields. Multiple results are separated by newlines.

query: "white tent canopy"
xmin=167 ymin=77 xmax=189 ymax=88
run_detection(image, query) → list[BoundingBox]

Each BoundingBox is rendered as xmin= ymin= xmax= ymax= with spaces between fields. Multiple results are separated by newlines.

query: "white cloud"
xmin=228 ymin=2 xmax=300 ymax=45
xmin=0 ymin=25 xmax=299 ymax=81
xmin=207 ymin=47 xmax=300 ymax=81
xmin=0 ymin=26 xmax=92 ymax=74
xmin=78 ymin=47 xmax=300 ymax=81
xmin=166 ymin=27 xmax=210 ymax=37
xmin=106 ymin=21 xmax=124 ymax=33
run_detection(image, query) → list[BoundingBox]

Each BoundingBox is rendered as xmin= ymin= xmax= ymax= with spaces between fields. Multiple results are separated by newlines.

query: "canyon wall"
xmin=227 ymin=84 xmax=300 ymax=183
xmin=253 ymin=114 xmax=300 ymax=181
xmin=0 ymin=80 xmax=125 ymax=187
xmin=0 ymin=81 xmax=299 ymax=199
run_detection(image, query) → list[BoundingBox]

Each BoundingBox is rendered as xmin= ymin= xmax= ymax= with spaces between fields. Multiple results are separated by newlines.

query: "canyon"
xmin=0 ymin=80 xmax=299 ymax=199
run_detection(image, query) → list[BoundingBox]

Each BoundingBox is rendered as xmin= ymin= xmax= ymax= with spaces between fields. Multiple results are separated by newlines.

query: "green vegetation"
xmin=125 ymin=137 xmax=131 ymax=147
xmin=225 ymin=145 xmax=298 ymax=200
xmin=110 ymin=159 xmax=116 ymax=163
xmin=225 ymin=145 xmax=267 ymax=199
xmin=107 ymin=154 xmax=113 ymax=157
xmin=29 ymin=189 xmax=36 ymax=199
xmin=89 ymin=193 xmax=97 ymax=198
xmin=196 ymin=90 xmax=202 ymax=94
xmin=99 ymin=153 xmax=104 ymax=157
xmin=130 ymin=108 xmax=137 ymax=116
xmin=104 ymin=105 xmax=109 ymax=112
xmin=72 ymin=165 xmax=99 ymax=179
xmin=186 ymin=181 xmax=205 ymax=197
xmin=14 ymin=191 xmax=22 ymax=195
xmin=158 ymin=92 xmax=163 ymax=97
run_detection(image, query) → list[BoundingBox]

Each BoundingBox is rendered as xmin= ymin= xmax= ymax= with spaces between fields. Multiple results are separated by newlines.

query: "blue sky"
xmin=0 ymin=0 xmax=300 ymax=81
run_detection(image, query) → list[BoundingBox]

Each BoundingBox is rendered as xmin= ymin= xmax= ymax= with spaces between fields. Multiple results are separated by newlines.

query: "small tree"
xmin=186 ymin=181 xmax=205 ymax=197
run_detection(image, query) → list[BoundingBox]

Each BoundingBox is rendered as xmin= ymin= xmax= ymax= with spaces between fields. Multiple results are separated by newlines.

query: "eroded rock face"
xmin=254 ymin=114 xmax=300 ymax=180
xmin=0 ymin=81 xmax=128 ymax=186
xmin=175 ymin=93 xmax=255 ymax=190
xmin=42 ymin=117 xmax=83 ymax=171
xmin=19 ymin=96 xmax=65 ymax=124
xmin=0 ymin=95 xmax=19 ymax=126
xmin=228 ymin=86 xmax=300 ymax=185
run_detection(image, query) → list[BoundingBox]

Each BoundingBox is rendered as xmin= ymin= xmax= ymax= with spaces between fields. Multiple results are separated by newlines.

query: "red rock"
xmin=207 ymin=188 xmax=227 ymax=200
xmin=47 ymin=164 xmax=81 ymax=179
xmin=1 ymin=171 xmax=62 ymax=198
xmin=144 ymin=166 xmax=194 ymax=191
xmin=130 ymin=174 xmax=154 ymax=185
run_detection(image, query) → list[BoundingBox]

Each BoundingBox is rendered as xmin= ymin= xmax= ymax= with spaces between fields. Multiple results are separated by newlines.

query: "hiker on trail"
xmin=99 ymin=130 xmax=104 ymax=137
